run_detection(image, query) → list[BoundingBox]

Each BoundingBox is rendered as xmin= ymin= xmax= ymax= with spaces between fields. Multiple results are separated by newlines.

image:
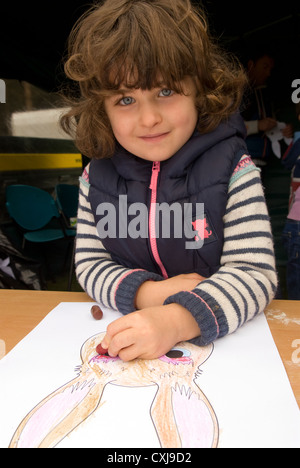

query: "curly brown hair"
xmin=61 ymin=0 xmax=247 ymax=158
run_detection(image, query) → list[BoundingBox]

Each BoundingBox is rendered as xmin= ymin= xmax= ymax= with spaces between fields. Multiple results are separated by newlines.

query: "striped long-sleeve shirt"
xmin=75 ymin=157 xmax=278 ymax=346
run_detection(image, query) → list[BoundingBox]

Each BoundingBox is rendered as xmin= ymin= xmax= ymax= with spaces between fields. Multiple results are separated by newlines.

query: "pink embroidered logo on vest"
xmin=192 ymin=217 xmax=213 ymax=242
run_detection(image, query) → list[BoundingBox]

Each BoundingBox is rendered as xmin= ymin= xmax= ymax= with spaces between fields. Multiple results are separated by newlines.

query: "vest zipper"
xmin=149 ymin=161 xmax=168 ymax=279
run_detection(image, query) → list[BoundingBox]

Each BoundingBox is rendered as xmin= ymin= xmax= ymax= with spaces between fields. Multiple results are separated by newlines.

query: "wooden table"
xmin=0 ymin=290 xmax=299 ymax=408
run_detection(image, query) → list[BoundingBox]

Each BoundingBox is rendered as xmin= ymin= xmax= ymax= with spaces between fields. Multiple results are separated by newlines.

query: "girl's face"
xmin=104 ymin=77 xmax=198 ymax=162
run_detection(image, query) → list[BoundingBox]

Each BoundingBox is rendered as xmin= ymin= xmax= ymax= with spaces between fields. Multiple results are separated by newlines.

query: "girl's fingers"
xmin=100 ymin=314 xmax=134 ymax=350
xmin=106 ymin=327 xmax=137 ymax=358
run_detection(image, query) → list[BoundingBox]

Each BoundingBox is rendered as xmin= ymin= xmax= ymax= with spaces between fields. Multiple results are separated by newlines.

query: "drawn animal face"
xmin=10 ymin=331 xmax=218 ymax=449
xmin=82 ymin=332 xmax=213 ymax=386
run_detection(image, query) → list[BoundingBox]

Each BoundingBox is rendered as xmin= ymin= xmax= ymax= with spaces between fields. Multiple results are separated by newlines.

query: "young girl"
xmin=61 ymin=0 xmax=277 ymax=361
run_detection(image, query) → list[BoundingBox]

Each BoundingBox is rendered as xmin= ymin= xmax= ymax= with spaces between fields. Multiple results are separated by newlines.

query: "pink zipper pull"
xmin=149 ymin=161 xmax=160 ymax=190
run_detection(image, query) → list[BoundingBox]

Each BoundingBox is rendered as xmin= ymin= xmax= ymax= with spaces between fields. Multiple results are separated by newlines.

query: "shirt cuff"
xmin=115 ymin=269 xmax=162 ymax=314
xmin=163 ymin=290 xmax=220 ymax=346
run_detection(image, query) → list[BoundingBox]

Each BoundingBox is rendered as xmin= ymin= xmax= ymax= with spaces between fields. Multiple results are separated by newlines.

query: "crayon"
xmin=91 ymin=305 xmax=103 ymax=320
xmin=96 ymin=343 xmax=109 ymax=355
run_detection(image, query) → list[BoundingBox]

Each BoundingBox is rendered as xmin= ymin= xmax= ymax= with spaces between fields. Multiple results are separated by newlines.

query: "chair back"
xmin=6 ymin=185 xmax=60 ymax=231
xmin=55 ymin=184 xmax=79 ymax=219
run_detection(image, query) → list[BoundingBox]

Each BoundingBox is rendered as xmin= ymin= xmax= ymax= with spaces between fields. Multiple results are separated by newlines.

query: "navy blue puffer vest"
xmin=89 ymin=114 xmax=248 ymax=279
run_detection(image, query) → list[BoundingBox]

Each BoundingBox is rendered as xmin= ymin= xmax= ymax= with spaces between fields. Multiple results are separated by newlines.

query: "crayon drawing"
xmin=9 ymin=332 xmax=219 ymax=448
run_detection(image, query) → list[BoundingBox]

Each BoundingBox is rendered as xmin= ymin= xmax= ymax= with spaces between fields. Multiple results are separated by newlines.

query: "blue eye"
xmin=165 ymin=348 xmax=191 ymax=359
xmin=119 ymin=96 xmax=135 ymax=106
xmin=159 ymin=89 xmax=173 ymax=97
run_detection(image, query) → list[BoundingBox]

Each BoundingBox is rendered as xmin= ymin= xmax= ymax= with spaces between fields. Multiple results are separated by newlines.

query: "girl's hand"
xmin=135 ymin=273 xmax=205 ymax=310
xmin=100 ymin=303 xmax=201 ymax=361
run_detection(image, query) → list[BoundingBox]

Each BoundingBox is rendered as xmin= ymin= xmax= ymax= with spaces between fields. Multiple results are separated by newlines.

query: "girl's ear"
xmin=9 ymin=372 xmax=104 ymax=448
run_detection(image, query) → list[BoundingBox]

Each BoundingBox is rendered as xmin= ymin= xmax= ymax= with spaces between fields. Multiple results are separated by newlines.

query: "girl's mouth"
xmin=139 ymin=132 xmax=170 ymax=142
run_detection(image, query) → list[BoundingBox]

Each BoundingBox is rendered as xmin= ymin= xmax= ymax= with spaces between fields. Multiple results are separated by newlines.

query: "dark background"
xmin=0 ymin=1 xmax=299 ymax=95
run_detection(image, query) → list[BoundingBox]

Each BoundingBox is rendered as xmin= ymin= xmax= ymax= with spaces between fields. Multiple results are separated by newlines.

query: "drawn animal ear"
xmin=168 ymin=343 xmax=218 ymax=448
xmin=151 ymin=342 xmax=218 ymax=448
xmin=9 ymin=332 xmax=111 ymax=448
xmin=9 ymin=371 xmax=104 ymax=448
xmin=171 ymin=384 xmax=219 ymax=448
xmin=9 ymin=334 xmax=110 ymax=449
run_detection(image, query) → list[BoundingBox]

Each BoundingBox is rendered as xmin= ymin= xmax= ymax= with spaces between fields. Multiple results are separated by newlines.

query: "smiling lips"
xmin=139 ymin=132 xmax=170 ymax=142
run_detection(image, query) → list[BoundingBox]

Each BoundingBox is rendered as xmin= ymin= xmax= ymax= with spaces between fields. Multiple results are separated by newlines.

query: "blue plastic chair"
xmin=5 ymin=185 xmax=68 ymax=247
xmin=55 ymin=184 xmax=79 ymax=290
xmin=55 ymin=184 xmax=79 ymax=228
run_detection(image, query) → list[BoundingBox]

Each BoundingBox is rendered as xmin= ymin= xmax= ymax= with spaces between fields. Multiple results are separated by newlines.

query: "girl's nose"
xmin=138 ymin=101 xmax=162 ymax=128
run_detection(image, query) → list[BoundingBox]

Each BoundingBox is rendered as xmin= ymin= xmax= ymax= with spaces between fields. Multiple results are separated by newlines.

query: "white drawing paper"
xmin=0 ymin=302 xmax=299 ymax=448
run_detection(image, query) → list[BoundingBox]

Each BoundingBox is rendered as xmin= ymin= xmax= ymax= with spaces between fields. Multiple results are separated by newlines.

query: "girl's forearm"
xmin=135 ymin=274 xmax=205 ymax=310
